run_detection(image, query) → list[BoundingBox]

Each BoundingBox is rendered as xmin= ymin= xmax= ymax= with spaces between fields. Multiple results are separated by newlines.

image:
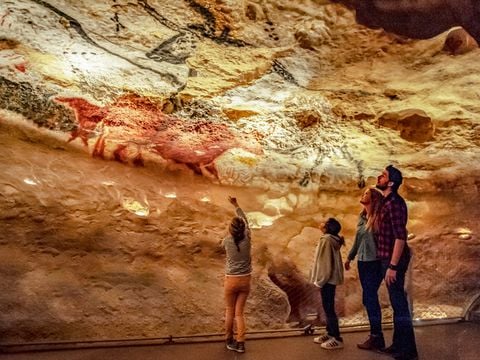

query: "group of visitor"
xmin=221 ymin=165 xmax=418 ymax=360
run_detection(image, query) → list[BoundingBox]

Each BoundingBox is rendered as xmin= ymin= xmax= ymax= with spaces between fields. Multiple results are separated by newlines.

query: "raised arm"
xmin=228 ymin=196 xmax=250 ymax=234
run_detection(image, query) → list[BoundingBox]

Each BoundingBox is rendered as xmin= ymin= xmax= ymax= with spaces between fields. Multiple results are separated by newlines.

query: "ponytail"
xmin=230 ymin=217 xmax=246 ymax=251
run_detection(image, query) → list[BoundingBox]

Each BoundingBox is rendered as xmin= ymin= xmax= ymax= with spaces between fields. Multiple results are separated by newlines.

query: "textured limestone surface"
xmin=0 ymin=0 xmax=479 ymax=342
xmin=330 ymin=0 xmax=480 ymax=43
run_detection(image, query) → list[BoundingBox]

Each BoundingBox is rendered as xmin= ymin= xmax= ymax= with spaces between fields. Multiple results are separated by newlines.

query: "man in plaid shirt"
xmin=376 ymin=165 xmax=418 ymax=360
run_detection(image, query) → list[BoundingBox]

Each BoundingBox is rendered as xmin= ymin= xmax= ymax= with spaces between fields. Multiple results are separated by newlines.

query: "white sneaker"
xmin=320 ymin=338 xmax=344 ymax=350
xmin=313 ymin=333 xmax=332 ymax=344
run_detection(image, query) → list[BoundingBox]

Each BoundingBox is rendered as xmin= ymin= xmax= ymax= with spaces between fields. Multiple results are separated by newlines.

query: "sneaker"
xmin=357 ymin=335 xmax=385 ymax=350
xmin=235 ymin=342 xmax=245 ymax=353
xmin=313 ymin=333 xmax=332 ymax=344
xmin=320 ymin=338 xmax=344 ymax=350
xmin=226 ymin=338 xmax=236 ymax=351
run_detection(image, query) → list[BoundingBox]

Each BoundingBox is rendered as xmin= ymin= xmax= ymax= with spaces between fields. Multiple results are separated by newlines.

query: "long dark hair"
xmin=324 ymin=217 xmax=345 ymax=246
xmin=230 ymin=216 xmax=246 ymax=251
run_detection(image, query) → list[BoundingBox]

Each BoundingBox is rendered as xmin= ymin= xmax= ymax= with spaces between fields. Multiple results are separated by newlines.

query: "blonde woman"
xmin=345 ymin=187 xmax=385 ymax=351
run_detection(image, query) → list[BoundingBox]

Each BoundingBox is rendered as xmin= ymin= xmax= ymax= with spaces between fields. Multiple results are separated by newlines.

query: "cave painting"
xmin=329 ymin=0 xmax=480 ymax=42
xmin=55 ymin=95 xmax=262 ymax=177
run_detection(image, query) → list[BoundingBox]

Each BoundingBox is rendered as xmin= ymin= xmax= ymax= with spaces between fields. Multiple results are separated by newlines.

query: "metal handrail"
xmin=0 ymin=316 xmax=464 ymax=353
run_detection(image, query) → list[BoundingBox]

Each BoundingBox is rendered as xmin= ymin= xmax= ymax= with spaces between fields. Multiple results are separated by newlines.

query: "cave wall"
xmin=0 ymin=0 xmax=479 ymax=342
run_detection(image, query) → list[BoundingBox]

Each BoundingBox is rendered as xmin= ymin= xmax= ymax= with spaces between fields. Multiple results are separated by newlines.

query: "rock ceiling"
xmin=1 ymin=0 xmax=478 ymax=192
xmin=331 ymin=0 xmax=480 ymax=42
xmin=0 ymin=0 xmax=479 ymax=342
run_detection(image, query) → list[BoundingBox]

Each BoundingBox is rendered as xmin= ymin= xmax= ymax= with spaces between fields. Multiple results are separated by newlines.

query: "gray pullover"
xmin=223 ymin=207 xmax=252 ymax=275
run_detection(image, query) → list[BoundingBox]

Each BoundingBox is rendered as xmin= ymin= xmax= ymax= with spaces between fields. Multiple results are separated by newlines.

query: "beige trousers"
xmin=224 ymin=274 xmax=251 ymax=342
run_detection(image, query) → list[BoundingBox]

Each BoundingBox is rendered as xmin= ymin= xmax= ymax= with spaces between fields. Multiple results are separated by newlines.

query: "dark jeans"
xmin=381 ymin=254 xmax=417 ymax=356
xmin=320 ymin=283 xmax=342 ymax=342
xmin=358 ymin=260 xmax=383 ymax=337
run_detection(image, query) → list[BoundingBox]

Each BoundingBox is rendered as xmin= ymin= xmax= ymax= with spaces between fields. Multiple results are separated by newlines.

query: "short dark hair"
xmin=386 ymin=165 xmax=403 ymax=192
xmin=325 ymin=218 xmax=341 ymax=236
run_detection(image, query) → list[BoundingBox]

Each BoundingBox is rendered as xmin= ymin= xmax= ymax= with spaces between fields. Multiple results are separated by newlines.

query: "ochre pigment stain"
xmin=55 ymin=95 xmax=261 ymax=177
xmin=14 ymin=63 xmax=26 ymax=72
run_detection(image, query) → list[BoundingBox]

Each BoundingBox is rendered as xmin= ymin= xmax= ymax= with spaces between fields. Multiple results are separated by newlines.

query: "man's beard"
xmin=376 ymin=183 xmax=388 ymax=190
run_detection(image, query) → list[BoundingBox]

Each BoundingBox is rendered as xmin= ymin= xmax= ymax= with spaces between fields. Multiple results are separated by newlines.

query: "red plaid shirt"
xmin=376 ymin=192 xmax=408 ymax=260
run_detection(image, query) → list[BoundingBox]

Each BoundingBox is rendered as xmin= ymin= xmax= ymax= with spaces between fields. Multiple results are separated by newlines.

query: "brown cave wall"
xmin=0 ymin=0 xmax=479 ymax=343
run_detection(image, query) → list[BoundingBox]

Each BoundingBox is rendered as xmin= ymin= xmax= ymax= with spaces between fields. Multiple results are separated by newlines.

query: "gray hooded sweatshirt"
xmin=310 ymin=233 xmax=344 ymax=287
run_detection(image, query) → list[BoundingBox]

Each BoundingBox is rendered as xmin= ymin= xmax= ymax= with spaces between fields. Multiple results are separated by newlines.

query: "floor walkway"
xmin=1 ymin=322 xmax=479 ymax=360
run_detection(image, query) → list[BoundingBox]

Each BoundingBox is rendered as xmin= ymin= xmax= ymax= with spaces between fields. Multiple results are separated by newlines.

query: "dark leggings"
xmin=320 ymin=283 xmax=342 ymax=342
xmin=358 ymin=260 xmax=383 ymax=336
